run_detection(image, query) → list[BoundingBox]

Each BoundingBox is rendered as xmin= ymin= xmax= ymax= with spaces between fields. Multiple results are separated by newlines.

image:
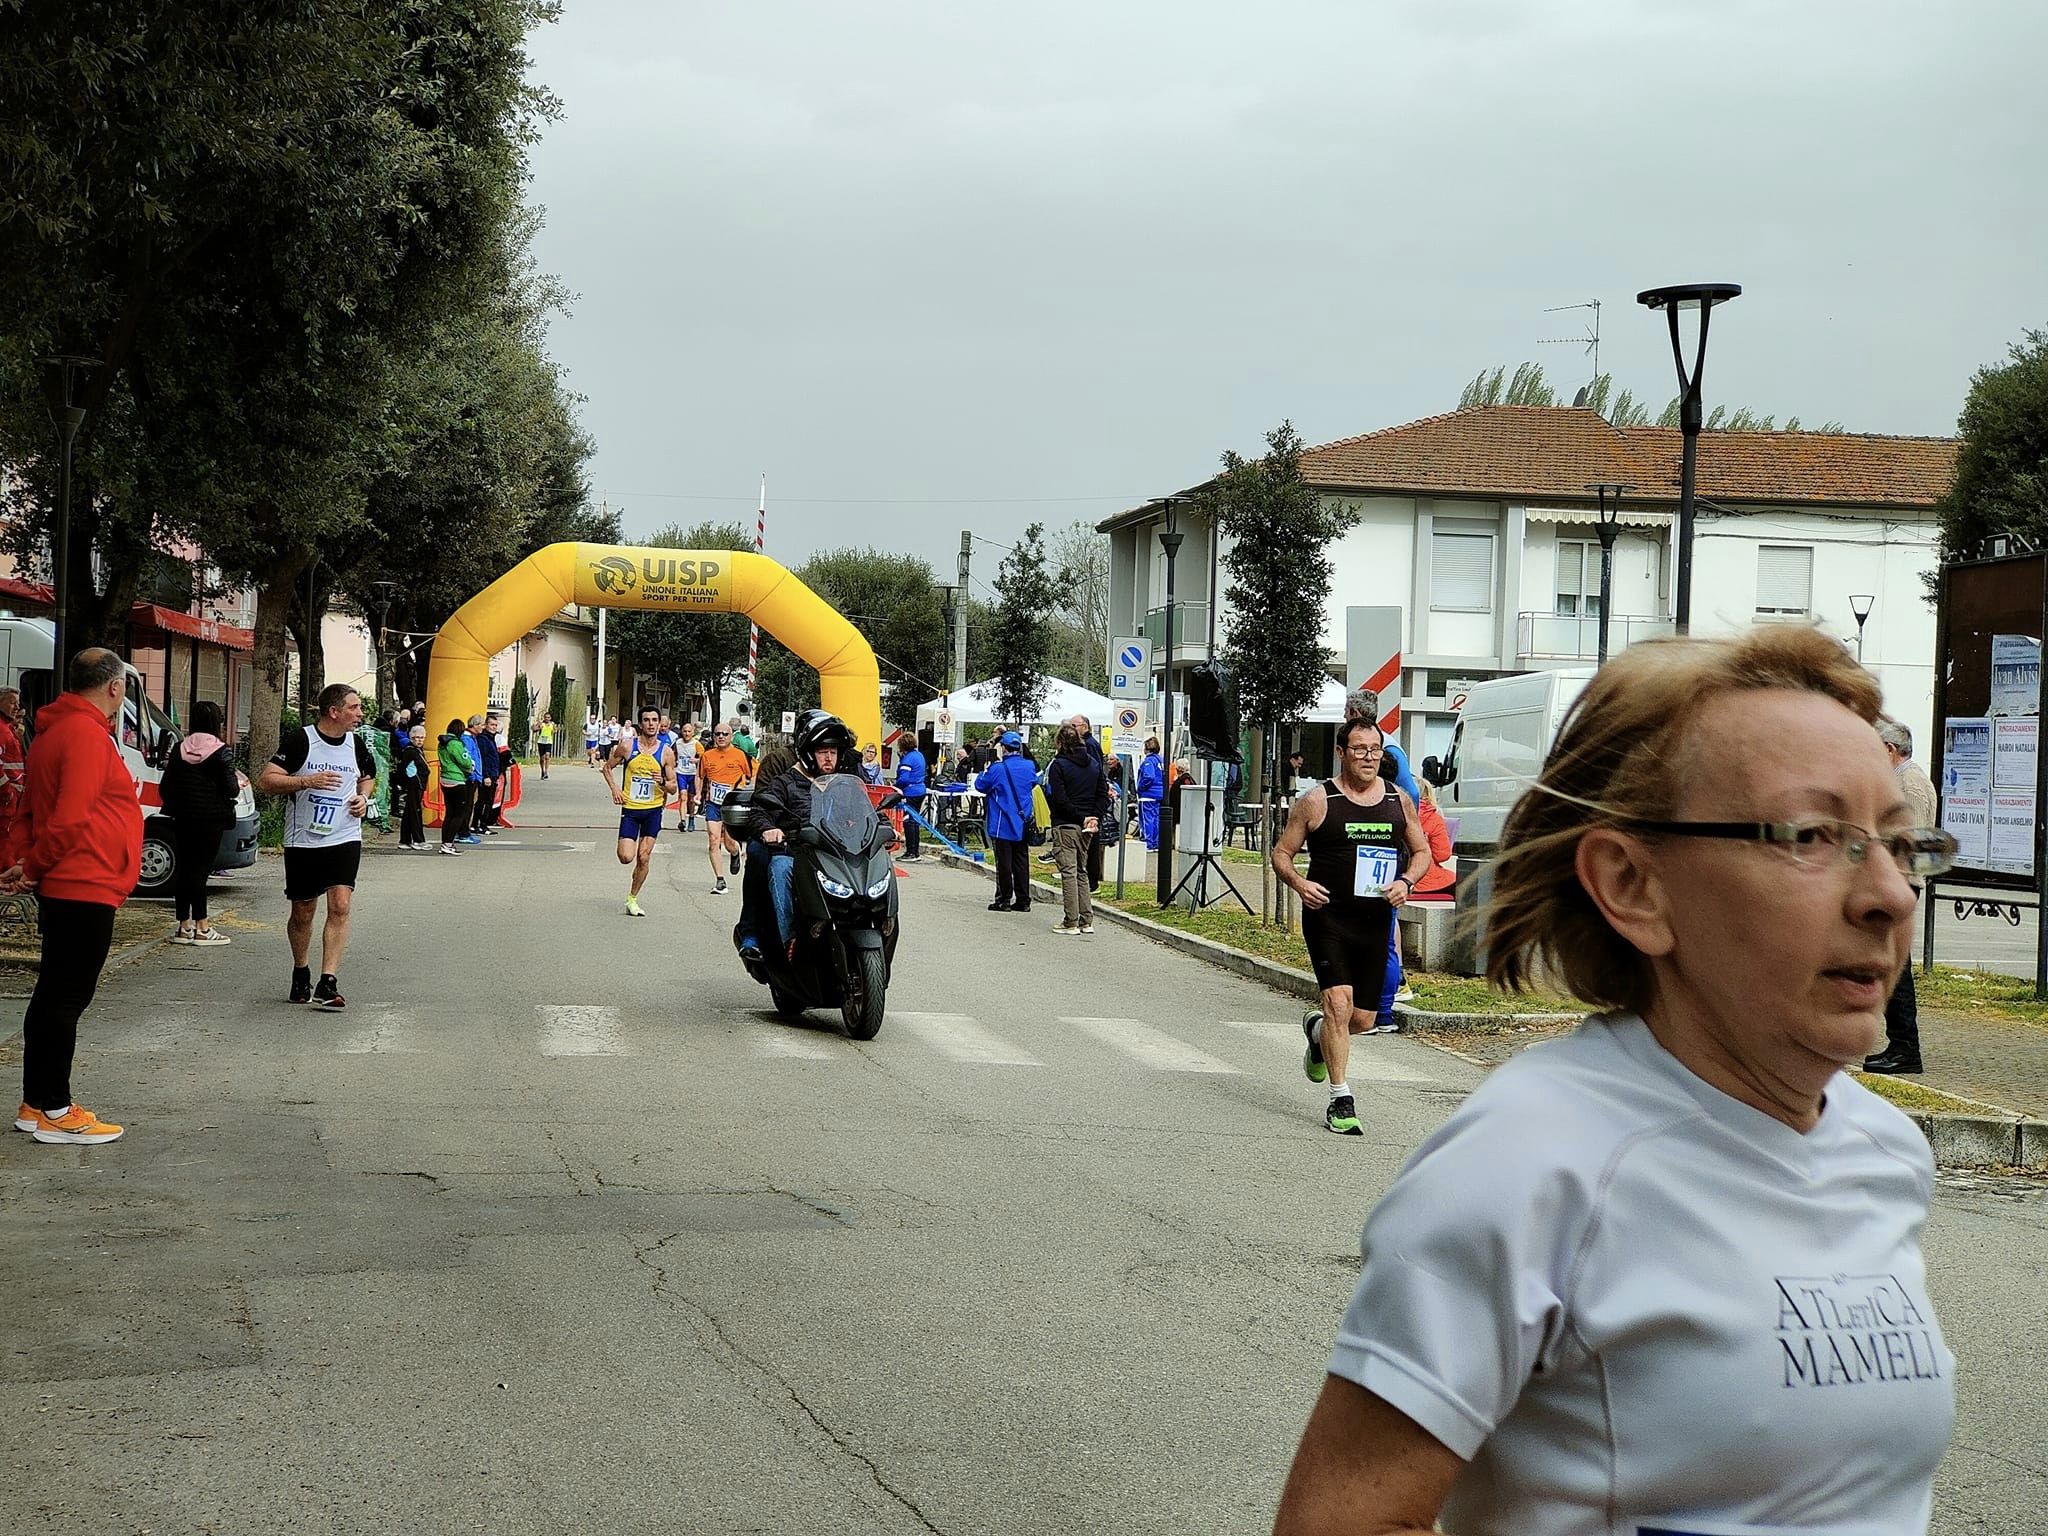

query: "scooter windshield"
xmin=810 ymin=774 xmax=878 ymax=856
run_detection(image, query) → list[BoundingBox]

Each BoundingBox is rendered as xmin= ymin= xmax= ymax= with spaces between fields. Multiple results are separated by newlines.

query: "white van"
xmin=1423 ymin=667 xmax=1592 ymax=853
xmin=1 ymin=617 xmax=259 ymax=896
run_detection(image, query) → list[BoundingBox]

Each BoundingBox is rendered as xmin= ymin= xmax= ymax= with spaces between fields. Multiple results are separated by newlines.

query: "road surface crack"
xmin=631 ymin=1232 xmax=945 ymax=1534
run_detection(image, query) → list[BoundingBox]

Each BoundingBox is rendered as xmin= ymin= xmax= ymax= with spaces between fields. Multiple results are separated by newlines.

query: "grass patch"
xmin=1917 ymin=965 xmax=2048 ymax=1030
xmin=1853 ymin=1073 xmax=1999 ymax=1116
xmin=1406 ymin=973 xmax=1580 ymax=1017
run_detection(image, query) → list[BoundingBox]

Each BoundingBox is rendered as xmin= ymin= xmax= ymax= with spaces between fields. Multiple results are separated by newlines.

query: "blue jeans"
xmin=768 ymin=853 xmax=796 ymax=944
xmin=1379 ymin=921 xmax=1403 ymax=1013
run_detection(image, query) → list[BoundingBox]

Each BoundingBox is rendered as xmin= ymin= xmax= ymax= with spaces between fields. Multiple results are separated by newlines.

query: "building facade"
xmin=1101 ymin=405 xmax=1957 ymax=766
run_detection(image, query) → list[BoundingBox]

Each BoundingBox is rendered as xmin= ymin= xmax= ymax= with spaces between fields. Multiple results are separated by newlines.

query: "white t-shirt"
xmin=1329 ymin=1013 xmax=1953 ymax=1536
xmin=674 ymin=736 xmax=700 ymax=775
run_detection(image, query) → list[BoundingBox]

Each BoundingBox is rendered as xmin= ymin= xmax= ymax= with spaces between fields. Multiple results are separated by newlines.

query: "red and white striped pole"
xmin=748 ymin=475 xmax=764 ymax=697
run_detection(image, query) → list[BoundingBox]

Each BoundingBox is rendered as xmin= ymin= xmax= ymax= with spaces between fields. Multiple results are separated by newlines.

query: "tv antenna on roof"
xmin=1540 ymin=299 xmax=1601 ymax=396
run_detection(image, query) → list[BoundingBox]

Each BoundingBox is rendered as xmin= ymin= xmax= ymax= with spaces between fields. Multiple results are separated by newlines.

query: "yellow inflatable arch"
xmin=424 ymin=543 xmax=882 ymax=773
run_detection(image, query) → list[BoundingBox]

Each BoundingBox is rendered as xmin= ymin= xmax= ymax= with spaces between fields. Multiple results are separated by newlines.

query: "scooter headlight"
xmin=817 ymin=872 xmax=855 ymax=899
xmin=865 ymin=872 xmax=892 ymax=899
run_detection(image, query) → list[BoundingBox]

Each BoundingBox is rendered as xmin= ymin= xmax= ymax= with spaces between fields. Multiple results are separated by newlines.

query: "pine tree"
xmin=988 ymin=523 xmax=1056 ymax=724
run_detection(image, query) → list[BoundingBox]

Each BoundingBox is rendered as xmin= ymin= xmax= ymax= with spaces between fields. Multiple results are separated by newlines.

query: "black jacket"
xmin=1046 ymin=750 xmax=1107 ymax=827
xmin=159 ymin=742 xmax=240 ymax=823
xmin=390 ymin=738 xmax=426 ymax=795
xmin=754 ymin=766 xmax=823 ymax=841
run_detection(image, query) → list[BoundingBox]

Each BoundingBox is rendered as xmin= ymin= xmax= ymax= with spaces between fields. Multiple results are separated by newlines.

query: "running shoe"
xmin=312 ymin=975 xmax=346 ymax=1010
xmin=713 ymin=877 xmax=727 ymax=895
xmin=1393 ymin=985 xmax=1415 ymax=1003
xmin=729 ymin=850 xmax=742 ymax=875
xmin=1078 ymin=922 xmax=1096 ymax=935
xmin=24 ymin=1104 xmax=124 ymax=1145
xmin=738 ymin=936 xmax=763 ymax=960
xmin=1051 ymin=922 xmax=1079 ymax=936
xmin=439 ymin=843 xmax=463 ymax=856
xmin=1324 ymin=1095 xmax=1362 ymax=1136
xmin=1301 ymin=1009 xmax=1327 ymax=1083
xmin=190 ymin=928 xmax=230 ymax=946
xmin=169 ymin=925 xmax=195 ymax=945
xmin=13 ymin=1102 xmax=37 ymax=1132
xmin=289 ymin=966 xmax=313 ymax=1005
xmin=626 ymin=896 xmax=645 ymax=918
xmin=1368 ymin=1020 xmax=1401 ymax=1035
xmin=462 ymin=834 xmax=483 ymax=845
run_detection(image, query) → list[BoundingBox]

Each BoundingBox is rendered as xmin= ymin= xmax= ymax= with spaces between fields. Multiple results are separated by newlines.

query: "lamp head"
xmin=1584 ymin=482 xmax=1635 ymax=528
xmin=1849 ymin=593 xmax=1875 ymax=622
xmin=1636 ymin=282 xmax=1742 ymax=312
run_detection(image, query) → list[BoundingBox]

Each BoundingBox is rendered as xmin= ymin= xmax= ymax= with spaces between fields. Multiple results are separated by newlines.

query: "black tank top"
xmin=1303 ymin=777 xmax=1408 ymax=909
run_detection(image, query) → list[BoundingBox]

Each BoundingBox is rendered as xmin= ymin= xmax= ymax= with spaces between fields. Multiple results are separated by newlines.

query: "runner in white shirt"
xmin=255 ymin=684 xmax=377 ymax=1009
xmin=673 ymin=722 xmax=701 ymax=831
xmin=1275 ymin=625 xmax=1960 ymax=1536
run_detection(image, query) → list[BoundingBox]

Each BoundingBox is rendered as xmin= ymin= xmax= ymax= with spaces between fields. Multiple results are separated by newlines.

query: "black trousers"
xmin=172 ymin=817 xmax=226 ymax=922
xmin=21 ymin=897 xmax=116 ymax=1112
xmin=1882 ymin=962 xmax=1922 ymax=1063
xmin=903 ymin=797 xmax=923 ymax=858
xmin=401 ymin=781 xmax=425 ymax=845
xmin=991 ymin=837 xmax=1031 ymax=908
xmin=441 ymin=783 xmax=474 ymax=843
xmin=475 ymin=776 xmax=499 ymax=829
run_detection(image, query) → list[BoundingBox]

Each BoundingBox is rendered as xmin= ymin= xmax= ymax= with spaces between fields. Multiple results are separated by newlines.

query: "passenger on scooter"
xmin=744 ymin=710 xmax=857 ymax=958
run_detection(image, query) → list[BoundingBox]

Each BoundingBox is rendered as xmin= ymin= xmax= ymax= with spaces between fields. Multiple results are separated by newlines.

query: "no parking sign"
xmin=1112 ymin=705 xmax=1143 ymax=758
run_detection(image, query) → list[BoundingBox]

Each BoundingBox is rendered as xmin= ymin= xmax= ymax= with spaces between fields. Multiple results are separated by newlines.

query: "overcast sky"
xmin=522 ymin=0 xmax=2046 ymax=576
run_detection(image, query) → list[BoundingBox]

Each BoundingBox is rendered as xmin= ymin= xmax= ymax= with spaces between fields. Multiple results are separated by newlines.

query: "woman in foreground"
xmin=1274 ymin=625 xmax=1957 ymax=1536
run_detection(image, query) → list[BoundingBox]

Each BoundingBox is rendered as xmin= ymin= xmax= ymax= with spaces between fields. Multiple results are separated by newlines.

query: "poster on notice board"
xmin=1991 ymin=634 xmax=2042 ymax=717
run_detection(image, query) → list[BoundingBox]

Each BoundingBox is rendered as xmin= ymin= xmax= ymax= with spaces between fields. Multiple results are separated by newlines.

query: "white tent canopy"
xmin=1299 ymin=676 xmax=1349 ymax=723
xmin=914 ymin=676 xmax=1118 ymax=730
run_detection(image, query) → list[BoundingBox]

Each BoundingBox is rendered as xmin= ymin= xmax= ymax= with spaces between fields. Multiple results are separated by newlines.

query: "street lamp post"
xmin=1849 ymin=593 xmax=1875 ymax=661
xmin=1585 ymin=482 xmax=1635 ymax=667
xmin=1637 ymin=282 xmax=1741 ymax=634
xmin=39 ymin=355 xmax=97 ymax=667
xmin=1155 ymin=499 xmax=1184 ymax=907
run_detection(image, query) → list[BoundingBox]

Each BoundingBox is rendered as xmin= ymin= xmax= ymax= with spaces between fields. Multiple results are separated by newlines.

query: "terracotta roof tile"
xmin=1300 ymin=406 xmax=1954 ymax=509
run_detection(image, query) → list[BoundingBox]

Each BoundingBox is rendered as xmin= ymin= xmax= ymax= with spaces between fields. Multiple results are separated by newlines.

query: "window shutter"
xmin=1755 ymin=545 xmax=1813 ymax=614
xmin=1431 ymin=532 xmax=1494 ymax=610
xmin=1555 ymin=542 xmax=1581 ymax=599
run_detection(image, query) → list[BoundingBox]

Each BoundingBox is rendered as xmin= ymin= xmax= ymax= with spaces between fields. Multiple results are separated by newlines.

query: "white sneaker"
xmin=1393 ymin=985 xmax=1415 ymax=1003
xmin=168 ymin=927 xmax=195 ymax=945
xmin=190 ymin=928 xmax=231 ymax=946
xmin=1078 ymin=923 xmax=1096 ymax=935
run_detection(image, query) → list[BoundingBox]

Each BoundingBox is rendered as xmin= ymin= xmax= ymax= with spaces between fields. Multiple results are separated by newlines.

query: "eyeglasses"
xmin=1625 ymin=817 xmax=1959 ymax=878
xmin=714 ymin=731 xmax=731 ymax=737
xmin=1343 ymin=745 xmax=1384 ymax=759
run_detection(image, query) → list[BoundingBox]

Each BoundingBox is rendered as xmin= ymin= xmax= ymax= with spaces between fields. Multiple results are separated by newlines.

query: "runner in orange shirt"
xmin=697 ymin=726 xmax=754 ymax=896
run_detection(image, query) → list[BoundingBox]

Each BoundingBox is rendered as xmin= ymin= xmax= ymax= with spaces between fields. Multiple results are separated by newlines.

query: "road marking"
xmin=1221 ymin=1020 xmax=1436 ymax=1082
xmin=537 ymin=1004 xmax=629 ymax=1057
xmin=893 ymin=1012 xmax=1044 ymax=1066
xmin=750 ymin=1032 xmax=840 ymax=1060
xmin=1058 ymin=1016 xmax=1238 ymax=1074
xmin=337 ymin=1006 xmax=418 ymax=1055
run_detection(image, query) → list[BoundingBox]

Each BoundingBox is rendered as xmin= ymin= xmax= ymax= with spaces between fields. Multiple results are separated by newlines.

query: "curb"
xmin=933 ymin=850 xmax=2048 ymax=1171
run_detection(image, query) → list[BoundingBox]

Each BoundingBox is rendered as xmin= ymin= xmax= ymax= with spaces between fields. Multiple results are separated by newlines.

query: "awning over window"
xmin=1524 ymin=507 xmax=1673 ymax=529
xmin=129 ymin=603 xmax=255 ymax=653
xmin=0 ymin=576 xmax=53 ymax=610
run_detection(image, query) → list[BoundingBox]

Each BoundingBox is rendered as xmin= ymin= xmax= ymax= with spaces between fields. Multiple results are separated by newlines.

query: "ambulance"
xmin=0 ymin=617 xmax=259 ymax=896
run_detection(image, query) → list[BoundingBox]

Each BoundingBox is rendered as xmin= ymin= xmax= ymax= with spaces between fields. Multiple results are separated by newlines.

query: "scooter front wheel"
xmin=769 ymin=983 xmax=806 ymax=1020
xmin=841 ymin=946 xmax=887 ymax=1041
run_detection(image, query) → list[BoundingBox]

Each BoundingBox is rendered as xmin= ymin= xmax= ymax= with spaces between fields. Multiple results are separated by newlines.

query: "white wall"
xmin=1688 ymin=509 xmax=1939 ymax=755
xmin=1325 ymin=497 xmax=1418 ymax=651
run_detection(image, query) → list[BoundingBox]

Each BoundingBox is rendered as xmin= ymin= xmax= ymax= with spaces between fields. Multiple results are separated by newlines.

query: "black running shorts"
xmin=284 ymin=841 xmax=363 ymax=901
xmin=1301 ymin=901 xmax=1393 ymax=998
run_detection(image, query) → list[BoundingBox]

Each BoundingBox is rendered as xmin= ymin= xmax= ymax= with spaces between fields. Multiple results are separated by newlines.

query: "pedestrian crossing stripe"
xmin=94 ymin=1003 xmax=1440 ymax=1086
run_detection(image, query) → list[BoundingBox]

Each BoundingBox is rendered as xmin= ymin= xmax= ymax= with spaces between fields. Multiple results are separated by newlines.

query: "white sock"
xmin=1329 ymin=1082 xmax=1350 ymax=1102
xmin=1310 ymin=1018 xmax=1323 ymax=1047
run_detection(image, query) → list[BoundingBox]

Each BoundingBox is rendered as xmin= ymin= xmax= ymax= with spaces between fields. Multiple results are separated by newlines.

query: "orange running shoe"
xmin=13 ymin=1101 xmax=37 ymax=1132
xmin=23 ymin=1105 xmax=125 ymax=1145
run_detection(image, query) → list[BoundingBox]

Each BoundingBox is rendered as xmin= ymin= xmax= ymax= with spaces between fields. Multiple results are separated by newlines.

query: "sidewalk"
xmin=1915 ymin=1008 xmax=2048 ymax=1118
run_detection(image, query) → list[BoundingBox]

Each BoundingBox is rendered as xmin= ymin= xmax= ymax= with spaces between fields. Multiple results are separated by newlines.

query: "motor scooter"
xmin=723 ymin=775 xmax=901 ymax=1040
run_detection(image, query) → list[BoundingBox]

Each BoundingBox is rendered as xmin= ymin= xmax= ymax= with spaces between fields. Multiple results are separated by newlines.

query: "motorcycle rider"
xmin=743 ymin=710 xmax=858 ymax=960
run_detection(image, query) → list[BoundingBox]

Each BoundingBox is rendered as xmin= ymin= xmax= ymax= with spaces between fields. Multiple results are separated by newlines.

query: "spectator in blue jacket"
xmin=895 ymin=740 xmax=928 ymax=861
xmin=1136 ymin=736 xmax=1166 ymax=850
xmin=976 ymin=731 xmax=1038 ymax=912
xmin=461 ymin=716 xmax=486 ymax=845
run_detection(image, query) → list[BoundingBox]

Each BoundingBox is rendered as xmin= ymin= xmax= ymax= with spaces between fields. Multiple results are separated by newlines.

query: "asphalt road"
xmin=3 ymin=770 xmax=2046 ymax=1534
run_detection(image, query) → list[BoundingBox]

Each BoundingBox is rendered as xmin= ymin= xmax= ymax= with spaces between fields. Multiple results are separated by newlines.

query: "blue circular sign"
xmin=1118 ymin=644 xmax=1144 ymax=670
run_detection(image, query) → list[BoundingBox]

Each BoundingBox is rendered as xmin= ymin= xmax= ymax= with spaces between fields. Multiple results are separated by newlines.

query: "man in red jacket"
xmin=0 ymin=686 xmax=25 ymax=849
xmin=3 ymin=648 xmax=141 ymax=1145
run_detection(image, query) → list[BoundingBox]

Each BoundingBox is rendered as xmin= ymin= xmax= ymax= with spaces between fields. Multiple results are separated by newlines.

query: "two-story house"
xmin=1100 ymin=405 xmax=1958 ymax=766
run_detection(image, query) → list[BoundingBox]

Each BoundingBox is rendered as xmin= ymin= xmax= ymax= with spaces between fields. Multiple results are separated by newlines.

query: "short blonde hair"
xmin=1485 ymin=626 xmax=1881 ymax=1012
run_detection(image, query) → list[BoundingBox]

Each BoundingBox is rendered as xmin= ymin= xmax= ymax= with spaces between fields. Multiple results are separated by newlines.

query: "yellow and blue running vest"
xmin=621 ymin=738 xmax=666 ymax=810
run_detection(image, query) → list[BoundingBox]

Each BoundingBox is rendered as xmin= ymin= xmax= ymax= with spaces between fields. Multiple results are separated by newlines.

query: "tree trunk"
xmin=1251 ymin=723 xmax=1271 ymax=924
xmin=247 ymin=571 xmax=299 ymax=774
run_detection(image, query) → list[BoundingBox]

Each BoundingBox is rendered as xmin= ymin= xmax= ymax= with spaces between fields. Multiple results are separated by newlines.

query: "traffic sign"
xmin=781 ymin=710 xmax=797 ymax=733
xmin=1109 ymin=635 xmax=1152 ymax=702
xmin=1111 ymin=704 xmax=1143 ymax=758
xmin=933 ymin=707 xmax=956 ymax=746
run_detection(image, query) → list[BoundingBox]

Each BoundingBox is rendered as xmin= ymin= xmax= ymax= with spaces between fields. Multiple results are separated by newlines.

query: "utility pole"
xmin=954 ymin=530 xmax=971 ymax=691
xmin=595 ymin=496 xmax=609 ymax=716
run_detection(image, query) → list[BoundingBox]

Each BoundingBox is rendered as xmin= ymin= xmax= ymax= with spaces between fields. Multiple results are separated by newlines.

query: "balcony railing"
xmin=1140 ymin=602 xmax=1212 ymax=651
xmin=1517 ymin=610 xmax=1675 ymax=661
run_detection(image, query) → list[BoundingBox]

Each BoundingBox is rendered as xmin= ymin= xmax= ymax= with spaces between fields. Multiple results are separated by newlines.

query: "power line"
xmin=606 ymin=490 xmax=1142 ymax=507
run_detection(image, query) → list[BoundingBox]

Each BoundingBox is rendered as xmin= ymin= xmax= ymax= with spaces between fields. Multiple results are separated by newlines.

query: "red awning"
xmin=0 ymin=576 xmax=53 ymax=610
xmin=129 ymin=602 xmax=254 ymax=653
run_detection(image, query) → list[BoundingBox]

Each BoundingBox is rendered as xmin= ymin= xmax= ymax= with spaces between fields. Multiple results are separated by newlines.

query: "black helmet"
xmin=793 ymin=708 xmax=857 ymax=773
